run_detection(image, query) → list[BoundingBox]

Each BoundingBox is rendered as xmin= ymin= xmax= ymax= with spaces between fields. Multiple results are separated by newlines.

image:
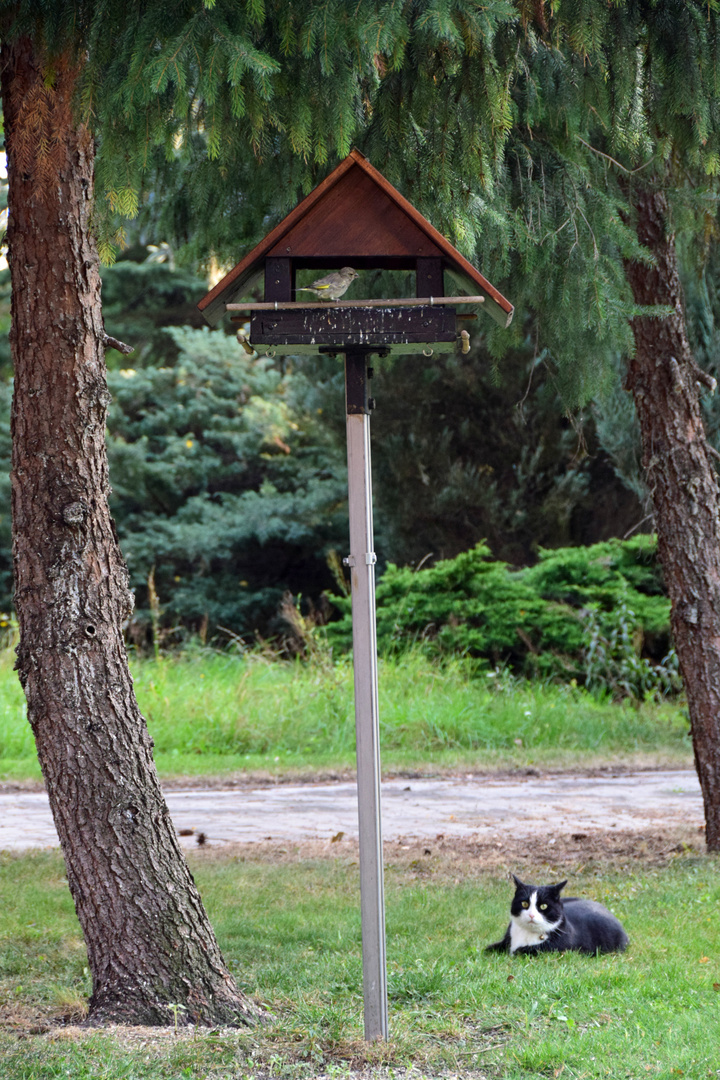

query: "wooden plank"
xmin=227 ymin=295 xmax=485 ymax=311
xmin=268 ymin=166 xmax=442 ymax=259
xmin=250 ymin=305 xmax=456 ymax=347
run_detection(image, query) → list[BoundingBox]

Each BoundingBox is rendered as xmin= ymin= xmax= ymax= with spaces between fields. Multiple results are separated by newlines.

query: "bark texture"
xmin=1 ymin=36 xmax=261 ymax=1025
xmin=625 ymin=184 xmax=720 ymax=851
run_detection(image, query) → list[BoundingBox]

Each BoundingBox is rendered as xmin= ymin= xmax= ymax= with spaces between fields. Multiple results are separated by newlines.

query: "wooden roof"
xmin=198 ymin=149 xmax=513 ymax=328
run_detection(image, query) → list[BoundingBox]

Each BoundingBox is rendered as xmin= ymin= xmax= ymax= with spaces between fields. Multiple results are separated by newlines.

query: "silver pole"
xmin=344 ymin=353 xmax=388 ymax=1042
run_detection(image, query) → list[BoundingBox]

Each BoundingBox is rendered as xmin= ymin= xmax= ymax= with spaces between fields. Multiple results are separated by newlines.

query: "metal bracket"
xmin=343 ymin=553 xmax=377 ymax=567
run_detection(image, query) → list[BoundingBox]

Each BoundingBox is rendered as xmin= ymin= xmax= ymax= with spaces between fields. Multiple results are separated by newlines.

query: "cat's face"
xmin=509 ymin=874 xmax=567 ymax=939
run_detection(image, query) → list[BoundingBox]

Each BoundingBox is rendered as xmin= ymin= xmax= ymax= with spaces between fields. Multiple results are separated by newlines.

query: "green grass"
xmin=0 ymin=643 xmax=708 ymax=1078
xmin=1 ymin=847 xmax=719 ymax=1078
xmin=0 ymin=647 xmax=693 ymax=783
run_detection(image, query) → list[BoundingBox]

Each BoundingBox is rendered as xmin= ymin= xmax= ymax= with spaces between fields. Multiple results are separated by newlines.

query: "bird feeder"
xmin=198 ymin=149 xmax=513 ymax=1042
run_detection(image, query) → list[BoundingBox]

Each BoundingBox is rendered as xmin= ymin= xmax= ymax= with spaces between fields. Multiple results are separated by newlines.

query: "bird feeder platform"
xmin=198 ymin=148 xmax=513 ymax=336
xmin=227 ymin=296 xmax=484 ymax=356
xmin=197 ymin=150 xmax=513 ymax=1045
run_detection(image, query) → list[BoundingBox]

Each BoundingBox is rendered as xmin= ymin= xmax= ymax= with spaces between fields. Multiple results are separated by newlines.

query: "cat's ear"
xmin=551 ymin=880 xmax=568 ymax=895
xmin=511 ymin=873 xmax=524 ymax=889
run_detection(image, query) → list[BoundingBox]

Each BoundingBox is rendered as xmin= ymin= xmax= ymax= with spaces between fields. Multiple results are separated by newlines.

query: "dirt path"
xmin=0 ymin=768 xmax=704 ymax=851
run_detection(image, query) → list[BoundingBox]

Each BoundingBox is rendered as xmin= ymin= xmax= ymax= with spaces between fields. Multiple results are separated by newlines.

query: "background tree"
xmin=106 ymin=324 xmax=348 ymax=642
xmin=368 ymin=341 xmax=643 ymax=569
xmin=492 ymin=2 xmax=720 ymax=851
xmin=0 ymin=6 xmax=282 ymax=1027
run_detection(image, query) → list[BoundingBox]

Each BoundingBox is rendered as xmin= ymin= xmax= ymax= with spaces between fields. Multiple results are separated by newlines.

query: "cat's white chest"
xmin=510 ymin=918 xmax=548 ymax=952
xmin=509 ymin=890 xmax=561 ymax=953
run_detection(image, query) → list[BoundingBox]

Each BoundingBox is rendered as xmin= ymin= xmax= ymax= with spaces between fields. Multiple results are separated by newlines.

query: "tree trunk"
xmin=1 ymin=36 xmax=261 ymax=1026
xmin=625 ymin=183 xmax=720 ymax=851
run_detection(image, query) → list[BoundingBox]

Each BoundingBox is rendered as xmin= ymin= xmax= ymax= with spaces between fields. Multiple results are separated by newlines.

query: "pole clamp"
xmin=366 ymin=552 xmax=377 ymax=565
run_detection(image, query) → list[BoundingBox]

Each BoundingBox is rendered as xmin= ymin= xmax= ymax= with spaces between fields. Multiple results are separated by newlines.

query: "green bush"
xmin=326 ymin=535 xmax=676 ymax=697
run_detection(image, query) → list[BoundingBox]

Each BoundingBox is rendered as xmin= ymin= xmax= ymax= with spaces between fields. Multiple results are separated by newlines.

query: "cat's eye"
xmin=540 ymin=903 xmax=548 ymax=910
xmin=522 ymin=901 xmax=529 ymax=908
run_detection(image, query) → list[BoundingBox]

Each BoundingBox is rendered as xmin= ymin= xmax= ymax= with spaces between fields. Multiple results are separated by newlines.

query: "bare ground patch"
xmin=188 ymin=822 xmax=710 ymax=878
xmin=0 ymin=756 xmax=696 ymax=796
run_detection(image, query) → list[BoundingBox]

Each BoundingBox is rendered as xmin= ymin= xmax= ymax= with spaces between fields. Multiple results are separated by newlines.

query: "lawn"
xmin=0 ymin=646 xmax=693 ymax=784
xmin=0 ymin=842 xmax=718 ymax=1079
xmin=0 ymin=644 xmax=711 ymax=1079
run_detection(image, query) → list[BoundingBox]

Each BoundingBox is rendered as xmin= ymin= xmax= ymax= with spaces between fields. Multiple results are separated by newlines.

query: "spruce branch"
xmin=576 ymin=137 xmax=655 ymax=176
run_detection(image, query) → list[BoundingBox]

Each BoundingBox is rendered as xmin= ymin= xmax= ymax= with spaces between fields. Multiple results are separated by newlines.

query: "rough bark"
xmin=1 ymin=36 xmax=262 ymax=1026
xmin=625 ymin=183 xmax=720 ymax=851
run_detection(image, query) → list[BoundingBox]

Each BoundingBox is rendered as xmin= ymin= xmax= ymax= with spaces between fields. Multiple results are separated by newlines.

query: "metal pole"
xmin=344 ymin=351 xmax=388 ymax=1042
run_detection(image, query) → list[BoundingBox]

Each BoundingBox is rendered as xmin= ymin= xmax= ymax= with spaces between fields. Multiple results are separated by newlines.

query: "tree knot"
xmin=62 ymin=500 xmax=88 ymax=527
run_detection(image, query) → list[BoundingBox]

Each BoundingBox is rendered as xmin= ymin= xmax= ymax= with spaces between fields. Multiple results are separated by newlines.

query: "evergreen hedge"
xmin=326 ymin=535 xmax=679 ymax=698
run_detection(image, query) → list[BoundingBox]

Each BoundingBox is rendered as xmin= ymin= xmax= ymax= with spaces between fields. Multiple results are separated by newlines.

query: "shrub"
xmin=326 ymin=535 xmax=675 ymax=698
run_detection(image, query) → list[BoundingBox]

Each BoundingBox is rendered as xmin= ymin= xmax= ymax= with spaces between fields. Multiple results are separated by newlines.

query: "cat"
xmin=485 ymin=873 xmax=629 ymax=956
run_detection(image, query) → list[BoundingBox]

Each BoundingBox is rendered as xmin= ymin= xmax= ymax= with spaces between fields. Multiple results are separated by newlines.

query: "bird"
xmin=295 ymin=267 xmax=359 ymax=301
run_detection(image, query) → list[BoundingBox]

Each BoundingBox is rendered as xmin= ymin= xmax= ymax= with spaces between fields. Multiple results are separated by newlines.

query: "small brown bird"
xmin=296 ymin=267 xmax=359 ymax=301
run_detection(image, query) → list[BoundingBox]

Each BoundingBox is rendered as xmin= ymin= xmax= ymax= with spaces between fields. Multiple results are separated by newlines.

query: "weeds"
xmin=0 ymin=646 xmax=692 ymax=783
xmin=582 ymin=591 xmax=682 ymax=702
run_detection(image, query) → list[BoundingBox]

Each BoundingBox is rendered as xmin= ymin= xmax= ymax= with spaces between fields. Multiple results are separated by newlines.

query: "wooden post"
xmin=264 ymin=257 xmax=293 ymax=301
xmin=416 ymin=256 xmax=444 ymax=298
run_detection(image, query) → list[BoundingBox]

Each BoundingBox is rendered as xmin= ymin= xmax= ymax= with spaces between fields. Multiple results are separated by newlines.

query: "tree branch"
xmin=576 ymin=137 xmax=655 ymax=176
xmin=101 ymin=332 xmax=134 ymax=356
xmin=692 ymin=361 xmax=717 ymax=395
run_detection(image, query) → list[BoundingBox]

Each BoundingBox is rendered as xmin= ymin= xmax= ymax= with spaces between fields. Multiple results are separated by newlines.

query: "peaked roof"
xmin=198 ymin=149 xmax=513 ymax=328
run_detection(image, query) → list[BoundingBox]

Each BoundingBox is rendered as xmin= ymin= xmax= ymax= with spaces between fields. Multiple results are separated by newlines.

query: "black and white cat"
xmin=485 ymin=874 xmax=628 ymax=955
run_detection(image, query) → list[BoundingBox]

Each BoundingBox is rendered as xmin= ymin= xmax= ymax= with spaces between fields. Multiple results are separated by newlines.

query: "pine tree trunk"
xmin=0 ymin=36 xmax=262 ymax=1026
xmin=625 ymin=183 xmax=720 ymax=852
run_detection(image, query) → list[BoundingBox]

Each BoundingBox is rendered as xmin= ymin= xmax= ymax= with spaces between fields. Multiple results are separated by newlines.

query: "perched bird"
xmin=295 ymin=267 xmax=359 ymax=301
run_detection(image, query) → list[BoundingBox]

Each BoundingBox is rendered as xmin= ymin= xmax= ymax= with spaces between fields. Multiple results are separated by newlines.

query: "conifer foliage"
xmin=106 ymin=325 xmax=348 ymax=641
